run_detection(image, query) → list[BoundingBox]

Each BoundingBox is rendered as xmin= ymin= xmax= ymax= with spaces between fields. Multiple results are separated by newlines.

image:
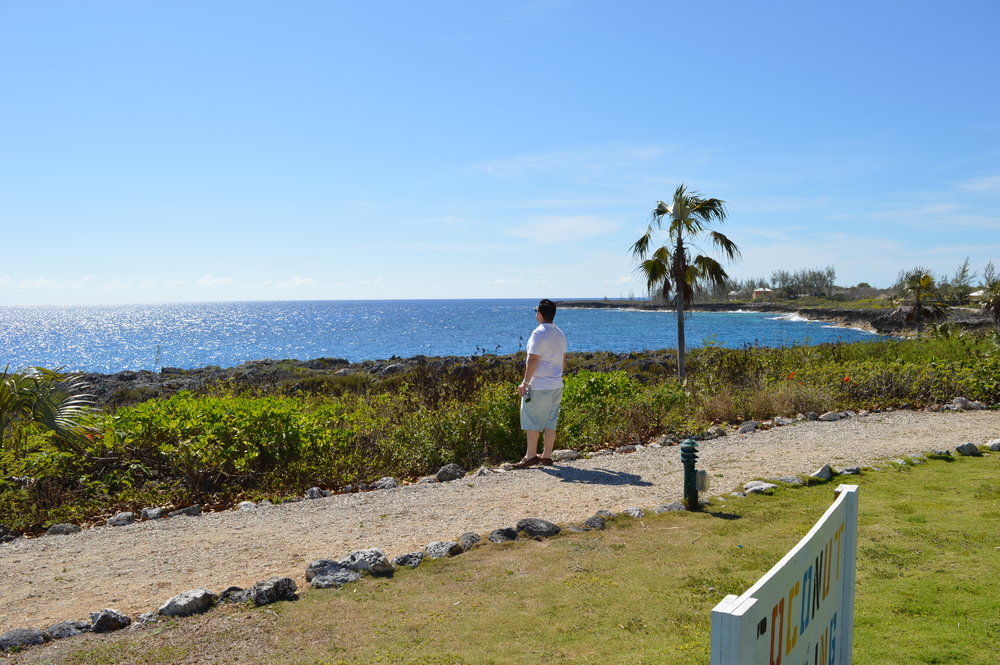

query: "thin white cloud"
xmin=869 ymin=202 xmax=1000 ymax=230
xmin=603 ymin=275 xmax=632 ymax=285
xmin=196 ymin=275 xmax=238 ymax=288
xmin=2 ymin=275 xmax=97 ymax=290
xmin=488 ymin=278 xmax=519 ymax=285
xmin=475 ymin=144 xmax=675 ymax=178
xmin=266 ymin=277 xmax=316 ymax=288
xmin=401 ymin=241 xmax=509 ymax=253
xmin=957 ymin=175 xmax=1000 ymax=191
xmin=506 ymin=215 xmax=618 ymax=243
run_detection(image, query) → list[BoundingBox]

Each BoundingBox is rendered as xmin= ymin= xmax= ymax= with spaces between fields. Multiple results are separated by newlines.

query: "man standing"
xmin=514 ymin=299 xmax=567 ymax=468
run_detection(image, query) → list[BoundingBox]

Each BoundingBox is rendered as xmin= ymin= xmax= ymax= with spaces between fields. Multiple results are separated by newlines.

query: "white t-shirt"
xmin=526 ymin=323 xmax=566 ymax=390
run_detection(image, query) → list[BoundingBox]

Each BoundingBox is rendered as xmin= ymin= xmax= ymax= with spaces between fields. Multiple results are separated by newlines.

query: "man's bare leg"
xmin=523 ymin=429 xmax=541 ymax=459
xmin=541 ymin=428 xmax=556 ymax=459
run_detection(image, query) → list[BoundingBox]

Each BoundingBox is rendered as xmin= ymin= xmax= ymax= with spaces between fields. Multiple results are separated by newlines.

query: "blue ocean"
xmin=0 ymin=300 xmax=880 ymax=374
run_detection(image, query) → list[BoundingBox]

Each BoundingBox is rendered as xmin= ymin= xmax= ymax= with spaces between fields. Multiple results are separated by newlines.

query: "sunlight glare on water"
xmin=0 ymin=300 xmax=880 ymax=373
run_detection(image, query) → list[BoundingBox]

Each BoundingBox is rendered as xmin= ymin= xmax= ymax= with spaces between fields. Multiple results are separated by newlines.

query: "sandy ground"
xmin=2 ymin=409 xmax=998 ymax=633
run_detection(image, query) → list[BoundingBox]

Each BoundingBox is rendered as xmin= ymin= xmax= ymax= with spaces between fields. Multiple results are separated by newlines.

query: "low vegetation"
xmin=8 ymin=453 xmax=998 ymax=664
xmin=2 ymin=336 xmax=999 ymax=533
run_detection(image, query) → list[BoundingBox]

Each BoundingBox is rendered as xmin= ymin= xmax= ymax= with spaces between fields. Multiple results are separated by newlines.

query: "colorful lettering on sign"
xmin=758 ymin=519 xmax=849 ymax=661
xmin=770 ymin=598 xmax=784 ymax=665
xmin=785 ymin=581 xmax=800 ymax=653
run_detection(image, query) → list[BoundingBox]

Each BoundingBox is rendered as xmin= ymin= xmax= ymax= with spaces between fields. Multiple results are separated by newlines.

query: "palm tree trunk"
xmin=676 ymin=291 xmax=686 ymax=381
xmin=675 ymin=232 xmax=686 ymax=381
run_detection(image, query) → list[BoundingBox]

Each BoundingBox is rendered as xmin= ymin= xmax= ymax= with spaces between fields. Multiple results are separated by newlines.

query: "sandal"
xmin=513 ymin=456 xmax=540 ymax=469
xmin=540 ymin=457 xmax=554 ymax=466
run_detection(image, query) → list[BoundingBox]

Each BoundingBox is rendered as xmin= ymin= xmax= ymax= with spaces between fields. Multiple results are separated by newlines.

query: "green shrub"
xmin=2 ymin=336 xmax=998 ymax=532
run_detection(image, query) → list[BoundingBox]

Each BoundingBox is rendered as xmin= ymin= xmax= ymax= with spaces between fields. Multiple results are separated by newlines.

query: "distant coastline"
xmin=556 ymin=300 xmax=994 ymax=335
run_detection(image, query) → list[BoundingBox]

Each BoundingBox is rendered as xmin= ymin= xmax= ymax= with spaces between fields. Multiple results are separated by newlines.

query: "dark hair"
xmin=535 ymin=299 xmax=556 ymax=322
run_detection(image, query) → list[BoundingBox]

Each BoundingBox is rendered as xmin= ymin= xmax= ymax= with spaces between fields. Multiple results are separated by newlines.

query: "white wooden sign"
xmin=710 ymin=484 xmax=859 ymax=665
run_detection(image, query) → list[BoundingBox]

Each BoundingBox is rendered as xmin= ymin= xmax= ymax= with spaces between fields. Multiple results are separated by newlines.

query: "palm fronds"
xmin=0 ymin=367 xmax=96 ymax=452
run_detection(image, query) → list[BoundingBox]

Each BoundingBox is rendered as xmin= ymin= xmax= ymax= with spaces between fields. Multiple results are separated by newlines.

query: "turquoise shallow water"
xmin=0 ymin=299 xmax=879 ymax=373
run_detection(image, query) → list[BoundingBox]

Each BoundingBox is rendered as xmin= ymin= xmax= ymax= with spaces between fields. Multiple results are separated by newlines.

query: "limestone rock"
xmin=811 ymin=464 xmax=834 ymax=481
xmin=615 ymin=444 xmax=637 ymax=454
xmin=371 ymin=477 xmax=400 ymax=490
xmin=653 ymin=502 xmax=686 ymax=513
xmin=516 ymin=518 xmax=560 ymax=538
xmin=340 ymin=548 xmax=394 ymax=576
xmin=45 ymin=523 xmax=81 ymax=536
xmin=0 ymin=523 xmax=19 ymax=543
xmin=818 ymin=411 xmax=842 ymax=422
xmin=703 ymin=425 xmax=727 ymax=440
xmin=804 ymin=411 xmax=819 ymax=420
xmin=988 ymin=439 xmax=1000 ymax=452
xmin=458 ymin=532 xmax=481 ymax=551
xmin=168 ymin=505 xmax=201 ymax=518
xmin=552 ymin=449 xmax=581 ymax=461
xmin=581 ymin=515 xmax=606 ymax=530
xmin=304 ymin=487 xmax=326 ymax=499
xmin=955 ymin=442 xmax=982 ymax=457
xmin=237 ymin=501 xmax=256 ymax=511
xmin=436 ymin=463 xmax=465 ymax=482
xmin=46 ymin=620 xmax=91 ymax=640
xmin=594 ymin=509 xmax=616 ymax=519
xmin=743 ymin=481 xmax=778 ymax=495
xmin=474 ymin=466 xmax=495 ymax=477
xmin=90 ymin=608 xmax=131 ymax=633
xmin=945 ymin=397 xmax=988 ymax=411
xmin=130 ymin=612 xmax=160 ymax=631
xmin=106 ymin=512 xmax=136 ymax=527
xmin=393 ymin=551 xmax=424 ymax=568
xmin=0 ymin=628 xmax=47 ymax=651
xmin=141 ymin=507 xmax=165 ymax=520
xmin=621 ymin=507 xmax=645 ymax=518
xmin=425 ymin=541 xmax=463 ymax=558
xmin=775 ymin=417 xmax=796 ymax=426
xmin=250 ymin=577 xmax=297 ymax=606
xmin=306 ymin=560 xmax=362 ymax=588
xmin=159 ymin=588 xmax=217 ymax=617
xmin=487 ymin=527 xmax=517 ymax=543
xmin=738 ymin=421 xmax=759 ymax=434
xmin=840 ymin=467 xmax=862 ymax=475
xmin=776 ymin=476 xmax=803 ymax=485
xmin=219 ymin=586 xmax=251 ymax=603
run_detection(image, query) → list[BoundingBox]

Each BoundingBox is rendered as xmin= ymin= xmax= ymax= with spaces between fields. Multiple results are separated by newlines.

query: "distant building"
xmin=969 ymin=289 xmax=986 ymax=302
xmin=752 ymin=287 xmax=774 ymax=300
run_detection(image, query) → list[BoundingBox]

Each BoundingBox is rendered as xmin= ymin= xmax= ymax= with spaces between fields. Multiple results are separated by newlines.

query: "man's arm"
xmin=517 ymin=354 xmax=540 ymax=396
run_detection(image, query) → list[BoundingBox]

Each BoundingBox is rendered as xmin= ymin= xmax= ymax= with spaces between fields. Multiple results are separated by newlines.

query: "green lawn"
xmin=10 ymin=452 xmax=999 ymax=665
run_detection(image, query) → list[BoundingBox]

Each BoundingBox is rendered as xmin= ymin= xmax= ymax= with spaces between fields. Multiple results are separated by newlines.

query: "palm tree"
xmin=630 ymin=184 xmax=740 ymax=380
xmin=980 ymin=280 xmax=1000 ymax=333
xmin=891 ymin=273 xmax=947 ymax=337
xmin=0 ymin=367 xmax=95 ymax=454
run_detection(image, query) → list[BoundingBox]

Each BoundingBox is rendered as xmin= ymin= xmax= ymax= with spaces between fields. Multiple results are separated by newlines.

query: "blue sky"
xmin=2 ymin=0 xmax=998 ymax=305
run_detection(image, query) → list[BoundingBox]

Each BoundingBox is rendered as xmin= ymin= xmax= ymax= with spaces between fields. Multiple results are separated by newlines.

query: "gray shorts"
xmin=520 ymin=387 xmax=563 ymax=431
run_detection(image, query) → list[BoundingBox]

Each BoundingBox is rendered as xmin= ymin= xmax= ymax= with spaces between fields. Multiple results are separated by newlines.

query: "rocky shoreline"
xmin=558 ymin=300 xmax=995 ymax=334
xmin=75 ymin=301 xmax=996 ymax=409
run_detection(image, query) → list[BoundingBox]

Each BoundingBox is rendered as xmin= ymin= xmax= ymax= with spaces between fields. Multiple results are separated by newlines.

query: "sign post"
xmin=710 ymin=484 xmax=859 ymax=665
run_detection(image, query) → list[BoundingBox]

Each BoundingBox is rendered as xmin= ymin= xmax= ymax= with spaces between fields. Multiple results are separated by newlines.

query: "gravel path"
xmin=2 ymin=409 xmax=998 ymax=632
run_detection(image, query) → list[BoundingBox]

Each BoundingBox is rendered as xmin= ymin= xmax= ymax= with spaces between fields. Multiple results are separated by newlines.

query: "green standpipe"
xmin=680 ymin=438 xmax=700 ymax=511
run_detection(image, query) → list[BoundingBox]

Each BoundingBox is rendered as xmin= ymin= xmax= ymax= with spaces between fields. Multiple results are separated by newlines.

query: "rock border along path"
xmin=2 ymin=409 xmax=999 ymax=634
